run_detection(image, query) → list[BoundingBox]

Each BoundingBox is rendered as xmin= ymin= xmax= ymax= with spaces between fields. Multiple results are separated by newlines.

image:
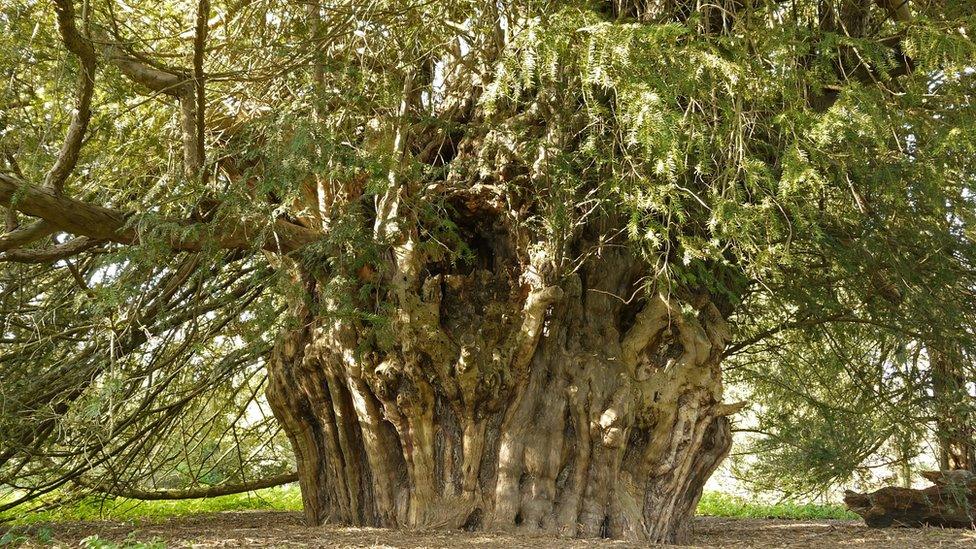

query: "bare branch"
xmin=100 ymin=42 xmax=188 ymax=96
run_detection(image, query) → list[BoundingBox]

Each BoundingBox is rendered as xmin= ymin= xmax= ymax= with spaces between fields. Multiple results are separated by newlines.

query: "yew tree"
xmin=2 ymin=0 xmax=976 ymax=544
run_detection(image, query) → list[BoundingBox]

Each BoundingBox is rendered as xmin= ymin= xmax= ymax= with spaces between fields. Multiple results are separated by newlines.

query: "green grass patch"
xmin=5 ymin=487 xmax=856 ymax=528
xmin=696 ymin=491 xmax=858 ymax=520
xmin=3 ymin=485 xmax=303 ymax=526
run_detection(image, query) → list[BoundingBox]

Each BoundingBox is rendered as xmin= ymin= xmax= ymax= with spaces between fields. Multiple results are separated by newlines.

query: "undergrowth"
xmin=696 ymin=491 xmax=858 ymax=520
xmin=2 ymin=486 xmax=303 ymax=526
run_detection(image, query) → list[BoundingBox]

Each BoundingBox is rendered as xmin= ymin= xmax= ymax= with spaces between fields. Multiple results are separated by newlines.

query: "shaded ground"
xmin=4 ymin=511 xmax=976 ymax=548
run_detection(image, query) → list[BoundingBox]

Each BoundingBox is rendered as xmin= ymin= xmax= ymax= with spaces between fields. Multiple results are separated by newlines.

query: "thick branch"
xmin=0 ymin=173 xmax=128 ymax=240
xmin=510 ymin=284 xmax=562 ymax=375
xmin=620 ymin=295 xmax=671 ymax=369
xmin=48 ymin=0 xmax=97 ymax=193
xmin=51 ymin=0 xmax=95 ymax=62
xmin=845 ymin=471 xmax=976 ymax=528
xmin=95 ymin=12 xmax=204 ymax=181
xmin=875 ymin=0 xmax=912 ymax=23
xmin=0 ymin=173 xmax=320 ymax=253
xmin=86 ymin=472 xmax=298 ymax=501
xmin=0 ymin=236 xmax=101 ymax=263
xmin=0 ymin=220 xmax=57 ymax=252
xmin=100 ymin=42 xmax=188 ymax=96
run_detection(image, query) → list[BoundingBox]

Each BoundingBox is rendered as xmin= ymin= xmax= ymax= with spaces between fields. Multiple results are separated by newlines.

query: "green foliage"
xmin=79 ymin=535 xmax=165 ymax=549
xmin=4 ymin=487 xmax=302 ymax=526
xmin=0 ymin=532 xmax=27 ymax=547
xmin=728 ymin=324 xmax=932 ymax=495
xmin=696 ymin=492 xmax=857 ymax=520
xmin=480 ymin=6 xmax=976 ymax=499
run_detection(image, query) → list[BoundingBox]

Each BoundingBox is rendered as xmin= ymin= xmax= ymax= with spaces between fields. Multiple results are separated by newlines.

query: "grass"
xmin=3 ymin=487 xmax=855 ymax=528
xmin=696 ymin=491 xmax=858 ymax=520
xmin=0 ymin=488 xmax=858 ymax=548
xmin=2 ymin=488 xmax=302 ymax=548
xmin=2 ymin=485 xmax=303 ymax=526
xmin=0 ymin=530 xmax=167 ymax=549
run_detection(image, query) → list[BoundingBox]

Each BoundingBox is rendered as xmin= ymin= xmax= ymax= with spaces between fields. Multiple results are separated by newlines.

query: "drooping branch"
xmin=0 ymin=257 xmax=274 ymax=498
xmin=83 ymin=471 xmax=298 ymax=501
xmin=0 ymin=173 xmax=320 ymax=253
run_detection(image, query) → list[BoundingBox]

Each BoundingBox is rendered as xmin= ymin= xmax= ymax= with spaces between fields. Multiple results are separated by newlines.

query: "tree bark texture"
xmin=266 ymin=220 xmax=737 ymax=543
xmin=845 ymin=471 xmax=976 ymax=528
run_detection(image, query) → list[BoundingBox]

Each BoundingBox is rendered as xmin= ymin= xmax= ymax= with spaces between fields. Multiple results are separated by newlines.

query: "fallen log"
xmin=844 ymin=471 xmax=976 ymax=528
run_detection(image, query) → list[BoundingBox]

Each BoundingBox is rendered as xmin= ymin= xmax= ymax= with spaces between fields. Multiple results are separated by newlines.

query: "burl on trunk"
xmin=266 ymin=198 xmax=739 ymax=544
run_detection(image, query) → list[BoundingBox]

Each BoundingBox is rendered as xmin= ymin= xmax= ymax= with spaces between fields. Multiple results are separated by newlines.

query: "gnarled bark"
xmin=266 ymin=232 xmax=737 ymax=543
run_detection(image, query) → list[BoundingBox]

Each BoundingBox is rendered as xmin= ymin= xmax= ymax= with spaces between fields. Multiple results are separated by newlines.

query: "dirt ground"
xmin=4 ymin=511 xmax=976 ymax=548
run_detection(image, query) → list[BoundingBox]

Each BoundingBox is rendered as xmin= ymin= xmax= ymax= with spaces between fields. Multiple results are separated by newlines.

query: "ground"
xmin=4 ymin=511 xmax=976 ymax=548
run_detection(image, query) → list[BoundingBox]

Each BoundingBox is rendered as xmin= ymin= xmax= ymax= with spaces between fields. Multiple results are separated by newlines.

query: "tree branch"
xmin=83 ymin=472 xmax=298 ymax=501
xmin=100 ymin=41 xmax=188 ymax=96
xmin=191 ymin=0 xmax=210 ymax=182
xmin=0 ymin=173 xmax=320 ymax=253
xmin=51 ymin=0 xmax=95 ymax=62
xmin=875 ymin=0 xmax=912 ymax=23
xmin=47 ymin=0 xmax=98 ymax=193
xmin=0 ymin=236 xmax=102 ymax=263
xmin=620 ymin=295 xmax=672 ymax=369
xmin=0 ymin=220 xmax=57 ymax=252
xmin=94 ymin=5 xmax=208 ymax=184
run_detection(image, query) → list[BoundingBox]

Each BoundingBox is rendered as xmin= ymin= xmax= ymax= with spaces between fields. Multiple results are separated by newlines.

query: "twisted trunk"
xmin=266 ymin=237 xmax=736 ymax=543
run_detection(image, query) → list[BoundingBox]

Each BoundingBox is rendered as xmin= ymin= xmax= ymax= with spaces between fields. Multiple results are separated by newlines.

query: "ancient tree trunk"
xmin=845 ymin=471 xmax=976 ymax=528
xmin=266 ymin=229 xmax=738 ymax=543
